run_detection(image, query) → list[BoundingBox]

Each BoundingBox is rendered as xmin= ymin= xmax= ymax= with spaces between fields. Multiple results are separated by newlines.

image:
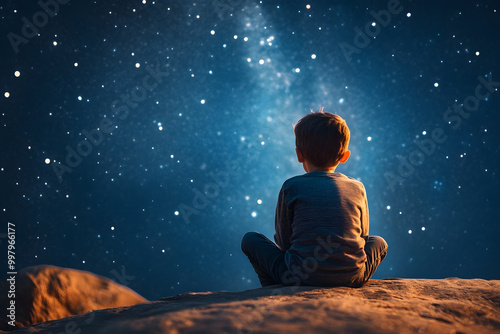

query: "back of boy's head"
xmin=294 ymin=109 xmax=350 ymax=168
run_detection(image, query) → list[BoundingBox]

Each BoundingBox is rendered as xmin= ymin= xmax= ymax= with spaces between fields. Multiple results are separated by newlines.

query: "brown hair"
xmin=293 ymin=109 xmax=350 ymax=168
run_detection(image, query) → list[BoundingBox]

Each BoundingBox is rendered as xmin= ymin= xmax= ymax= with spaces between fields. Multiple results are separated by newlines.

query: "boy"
xmin=241 ymin=110 xmax=388 ymax=288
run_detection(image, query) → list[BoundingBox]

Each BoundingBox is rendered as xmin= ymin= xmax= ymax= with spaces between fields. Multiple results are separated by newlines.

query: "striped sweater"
xmin=274 ymin=171 xmax=369 ymax=286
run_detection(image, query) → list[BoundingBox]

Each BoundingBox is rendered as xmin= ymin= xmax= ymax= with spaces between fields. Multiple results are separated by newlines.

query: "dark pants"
xmin=241 ymin=232 xmax=388 ymax=287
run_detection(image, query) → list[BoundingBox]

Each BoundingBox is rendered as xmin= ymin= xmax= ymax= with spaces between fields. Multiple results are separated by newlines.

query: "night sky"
xmin=1 ymin=0 xmax=499 ymax=301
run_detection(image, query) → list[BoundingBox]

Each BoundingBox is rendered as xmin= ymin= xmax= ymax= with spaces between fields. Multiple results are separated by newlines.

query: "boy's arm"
xmin=274 ymin=187 xmax=293 ymax=251
xmin=361 ymin=189 xmax=369 ymax=238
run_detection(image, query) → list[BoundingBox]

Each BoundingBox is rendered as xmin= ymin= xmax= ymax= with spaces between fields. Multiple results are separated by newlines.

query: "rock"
xmin=7 ymin=277 xmax=500 ymax=334
xmin=0 ymin=265 xmax=147 ymax=331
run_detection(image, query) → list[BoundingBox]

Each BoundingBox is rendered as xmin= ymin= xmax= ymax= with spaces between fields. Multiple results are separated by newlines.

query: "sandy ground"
xmin=4 ymin=270 xmax=499 ymax=334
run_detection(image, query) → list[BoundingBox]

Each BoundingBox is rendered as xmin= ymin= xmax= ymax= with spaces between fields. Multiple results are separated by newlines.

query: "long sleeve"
xmin=361 ymin=189 xmax=369 ymax=238
xmin=274 ymin=186 xmax=293 ymax=251
xmin=272 ymin=172 xmax=370 ymax=285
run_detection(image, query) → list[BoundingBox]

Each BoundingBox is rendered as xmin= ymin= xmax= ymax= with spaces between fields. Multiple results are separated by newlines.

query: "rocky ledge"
xmin=2 ymin=265 xmax=499 ymax=333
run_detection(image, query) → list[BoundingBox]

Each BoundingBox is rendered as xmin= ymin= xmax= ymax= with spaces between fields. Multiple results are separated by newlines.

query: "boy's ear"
xmin=296 ymin=147 xmax=304 ymax=163
xmin=339 ymin=150 xmax=350 ymax=163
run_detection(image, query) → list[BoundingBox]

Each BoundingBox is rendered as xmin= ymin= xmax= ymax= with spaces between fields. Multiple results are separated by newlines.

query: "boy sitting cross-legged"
xmin=241 ymin=109 xmax=388 ymax=288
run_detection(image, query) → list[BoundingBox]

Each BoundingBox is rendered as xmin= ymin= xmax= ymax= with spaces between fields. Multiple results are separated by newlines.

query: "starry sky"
xmin=1 ymin=0 xmax=499 ymax=300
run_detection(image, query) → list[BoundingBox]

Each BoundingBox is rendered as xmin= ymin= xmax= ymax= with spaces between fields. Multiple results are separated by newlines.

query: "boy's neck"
xmin=303 ymin=161 xmax=337 ymax=173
